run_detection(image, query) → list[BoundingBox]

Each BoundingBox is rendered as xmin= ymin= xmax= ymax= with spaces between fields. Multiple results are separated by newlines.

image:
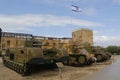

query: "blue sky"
xmin=0 ymin=0 xmax=120 ymax=46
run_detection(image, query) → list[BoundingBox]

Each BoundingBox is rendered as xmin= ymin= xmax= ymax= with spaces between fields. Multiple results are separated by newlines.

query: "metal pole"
xmin=70 ymin=0 xmax=73 ymax=26
xmin=0 ymin=28 xmax=2 ymax=50
xmin=59 ymin=67 xmax=62 ymax=79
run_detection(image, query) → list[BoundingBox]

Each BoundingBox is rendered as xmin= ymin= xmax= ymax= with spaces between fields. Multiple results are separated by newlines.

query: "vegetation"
xmin=105 ymin=46 xmax=120 ymax=55
xmin=93 ymin=46 xmax=120 ymax=55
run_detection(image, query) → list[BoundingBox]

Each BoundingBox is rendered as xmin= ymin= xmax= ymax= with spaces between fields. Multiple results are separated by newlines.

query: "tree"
xmin=105 ymin=46 xmax=120 ymax=55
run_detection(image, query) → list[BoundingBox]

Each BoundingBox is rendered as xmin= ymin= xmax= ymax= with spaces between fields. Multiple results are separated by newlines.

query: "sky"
xmin=0 ymin=0 xmax=120 ymax=47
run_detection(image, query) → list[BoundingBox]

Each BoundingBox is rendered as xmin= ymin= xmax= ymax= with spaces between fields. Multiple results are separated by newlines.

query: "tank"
xmin=80 ymin=42 xmax=112 ymax=62
xmin=92 ymin=47 xmax=112 ymax=62
xmin=2 ymin=40 xmax=56 ymax=76
xmin=106 ymin=52 xmax=112 ymax=60
xmin=43 ymin=47 xmax=70 ymax=64
xmin=84 ymin=44 xmax=112 ymax=62
xmin=61 ymin=41 xmax=95 ymax=66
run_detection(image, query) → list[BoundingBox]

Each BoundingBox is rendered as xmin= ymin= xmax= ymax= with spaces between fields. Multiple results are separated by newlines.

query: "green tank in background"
xmin=92 ymin=47 xmax=112 ymax=62
xmin=2 ymin=40 xmax=57 ymax=76
xmin=83 ymin=43 xmax=112 ymax=62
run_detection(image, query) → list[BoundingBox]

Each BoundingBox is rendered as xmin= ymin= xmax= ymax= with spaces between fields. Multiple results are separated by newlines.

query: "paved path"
xmin=79 ymin=60 xmax=120 ymax=80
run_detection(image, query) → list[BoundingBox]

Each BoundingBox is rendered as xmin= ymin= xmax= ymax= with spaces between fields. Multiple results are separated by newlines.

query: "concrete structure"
xmin=0 ymin=32 xmax=32 ymax=49
xmin=72 ymin=28 xmax=93 ymax=46
xmin=0 ymin=32 xmax=66 ymax=49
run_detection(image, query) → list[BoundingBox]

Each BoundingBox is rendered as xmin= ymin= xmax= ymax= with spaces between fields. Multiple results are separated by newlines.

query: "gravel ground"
xmin=0 ymin=55 xmax=119 ymax=80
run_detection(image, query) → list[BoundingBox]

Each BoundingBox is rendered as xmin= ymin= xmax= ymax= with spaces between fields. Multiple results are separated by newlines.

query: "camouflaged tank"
xmin=62 ymin=42 xmax=95 ymax=66
xmin=43 ymin=47 xmax=70 ymax=64
xmin=40 ymin=41 xmax=70 ymax=65
xmin=2 ymin=40 xmax=57 ymax=76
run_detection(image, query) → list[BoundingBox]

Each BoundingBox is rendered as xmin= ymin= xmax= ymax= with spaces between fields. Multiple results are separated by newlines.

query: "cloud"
xmin=35 ymin=0 xmax=56 ymax=4
xmin=93 ymin=30 xmax=99 ymax=35
xmin=94 ymin=36 xmax=120 ymax=47
xmin=113 ymin=0 xmax=120 ymax=5
xmin=83 ymin=8 xmax=97 ymax=16
xmin=113 ymin=0 xmax=120 ymax=3
xmin=0 ymin=14 xmax=104 ymax=32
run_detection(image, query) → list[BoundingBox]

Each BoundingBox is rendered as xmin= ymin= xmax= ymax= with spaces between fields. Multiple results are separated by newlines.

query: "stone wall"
xmin=72 ymin=28 xmax=93 ymax=46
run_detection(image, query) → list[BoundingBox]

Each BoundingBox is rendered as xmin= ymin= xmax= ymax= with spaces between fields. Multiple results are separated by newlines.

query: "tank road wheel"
xmin=5 ymin=61 xmax=8 ymax=67
xmin=16 ymin=65 xmax=19 ymax=72
xmin=18 ymin=65 xmax=20 ymax=73
xmin=96 ymin=55 xmax=103 ymax=62
xmin=13 ymin=63 xmax=15 ymax=70
xmin=21 ymin=65 xmax=30 ymax=76
xmin=11 ymin=63 xmax=13 ymax=69
xmin=15 ymin=64 xmax=17 ymax=72
xmin=14 ymin=64 xmax=17 ymax=71
xmin=6 ymin=61 xmax=9 ymax=67
xmin=11 ymin=63 xmax=14 ymax=70
xmin=8 ymin=62 xmax=10 ymax=67
xmin=62 ymin=60 xmax=69 ymax=65
xmin=47 ymin=63 xmax=58 ymax=69
xmin=3 ymin=60 xmax=6 ymax=65
xmin=19 ymin=66 xmax=23 ymax=74
xmin=6 ymin=62 xmax=8 ymax=67
xmin=11 ymin=62 xmax=14 ymax=69
xmin=87 ymin=61 xmax=93 ymax=65
xmin=21 ymin=66 xmax=27 ymax=75
xmin=3 ymin=61 xmax=6 ymax=66
xmin=8 ymin=62 xmax=11 ymax=68
xmin=78 ymin=56 xmax=86 ymax=65
xmin=9 ymin=62 xmax=11 ymax=68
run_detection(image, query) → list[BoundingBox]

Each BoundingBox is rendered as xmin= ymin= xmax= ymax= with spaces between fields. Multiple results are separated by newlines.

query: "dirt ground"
xmin=0 ymin=55 xmax=119 ymax=80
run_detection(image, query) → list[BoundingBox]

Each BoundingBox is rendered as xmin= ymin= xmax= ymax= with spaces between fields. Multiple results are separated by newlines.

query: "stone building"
xmin=0 ymin=28 xmax=94 ymax=49
xmin=0 ymin=32 xmax=32 ymax=49
xmin=59 ymin=38 xmax=71 ymax=49
xmin=0 ymin=32 xmax=61 ymax=49
xmin=35 ymin=36 xmax=60 ymax=49
xmin=72 ymin=28 xmax=93 ymax=46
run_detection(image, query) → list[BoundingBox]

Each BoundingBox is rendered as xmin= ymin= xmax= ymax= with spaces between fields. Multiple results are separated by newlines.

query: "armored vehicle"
xmin=62 ymin=43 xmax=95 ymax=66
xmin=2 ymin=40 xmax=56 ymax=75
xmin=92 ymin=47 xmax=112 ymax=62
xmin=43 ymin=47 xmax=70 ymax=64
xmin=81 ymin=42 xmax=112 ymax=62
xmin=39 ymin=39 xmax=70 ymax=65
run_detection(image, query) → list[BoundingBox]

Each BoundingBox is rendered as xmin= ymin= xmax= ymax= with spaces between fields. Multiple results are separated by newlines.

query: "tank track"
xmin=3 ymin=60 xmax=30 ymax=76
